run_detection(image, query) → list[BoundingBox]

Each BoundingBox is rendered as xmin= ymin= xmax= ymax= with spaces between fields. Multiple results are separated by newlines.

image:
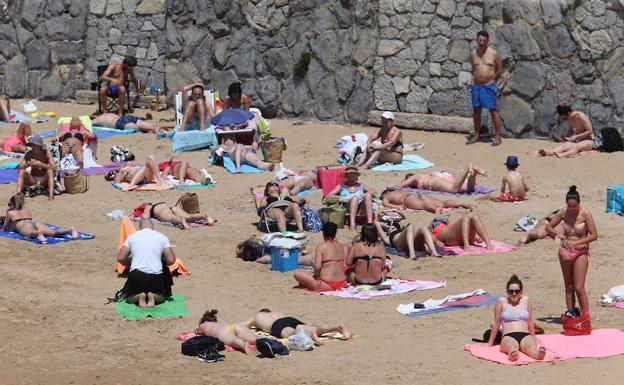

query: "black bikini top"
xmin=61 ymin=132 xmax=84 ymax=142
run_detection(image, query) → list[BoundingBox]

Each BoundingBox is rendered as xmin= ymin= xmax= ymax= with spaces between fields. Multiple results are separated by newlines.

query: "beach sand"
xmin=1 ymin=100 xmax=623 ymax=385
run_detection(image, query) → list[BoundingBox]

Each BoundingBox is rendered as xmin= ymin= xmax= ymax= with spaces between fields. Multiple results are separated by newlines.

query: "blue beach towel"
xmin=371 ymin=154 xmax=433 ymax=171
xmin=220 ymin=155 xmax=264 ymax=174
xmin=399 ymin=293 xmax=499 ymax=317
xmin=8 ymin=110 xmax=31 ymax=123
xmin=171 ymin=125 xmax=217 ymax=153
xmin=38 ymin=125 xmax=138 ymax=140
xmin=0 ymin=169 xmax=18 ymax=184
xmin=0 ymin=224 xmax=95 ymax=244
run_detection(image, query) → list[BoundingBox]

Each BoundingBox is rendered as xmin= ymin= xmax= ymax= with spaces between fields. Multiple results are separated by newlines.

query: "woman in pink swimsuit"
xmin=546 ymin=186 xmax=598 ymax=317
xmin=1 ymin=122 xmax=31 ymax=153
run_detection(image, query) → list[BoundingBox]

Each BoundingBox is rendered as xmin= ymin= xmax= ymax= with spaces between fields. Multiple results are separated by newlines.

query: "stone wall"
xmin=0 ymin=0 xmax=623 ymax=134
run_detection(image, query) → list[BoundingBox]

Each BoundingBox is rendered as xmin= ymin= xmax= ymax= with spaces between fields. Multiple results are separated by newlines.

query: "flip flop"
xmin=491 ymin=139 xmax=502 ymax=147
xmin=466 ymin=137 xmax=480 ymax=145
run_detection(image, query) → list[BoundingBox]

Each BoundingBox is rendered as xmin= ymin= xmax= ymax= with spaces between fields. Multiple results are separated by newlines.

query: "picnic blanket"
xmin=397 ymin=289 xmax=499 ymax=316
xmin=116 ymin=293 xmax=188 ymax=320
xmin=0 ymin=224 xmax=94 ymax=244
xmin=464 ymin=328 xmax=624 ymax=365
xmin=320 ymin=278 xmax=446 ymax=300
xmin=396 ymin=185 xmax=497 ymax=196
xmin=221 ymin=155 xmax=264 ymax=174
xmin=371 ymin=154 xmax=433 ymax=172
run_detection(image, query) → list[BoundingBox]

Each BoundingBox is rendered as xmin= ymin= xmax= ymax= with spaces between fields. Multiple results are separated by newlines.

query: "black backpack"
xmin=181 ymin=336 xmax=225 ymax=356
xmin=599 ymin=127 xmax=623 ymax=153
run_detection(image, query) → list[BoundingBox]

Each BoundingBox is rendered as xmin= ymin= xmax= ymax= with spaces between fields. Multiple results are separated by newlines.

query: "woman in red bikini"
xmin=546 ymin=186 xmax=598 ymax=317
xmin=293 ymin=222 xmax=348 ymax=291
xmin=159 ymin=155 xmax=211 ymax=185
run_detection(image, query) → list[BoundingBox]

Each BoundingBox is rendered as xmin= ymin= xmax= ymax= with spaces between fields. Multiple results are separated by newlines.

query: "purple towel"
xmin=82 ymin=163 xmax=127 ymax=176
xmin=211 ymin=109 xmax=254 ymax=127
xmin=0 ymin=169 xmax=18 ymax=184
xmin=395 ymin=185 xmax=496 ymax=196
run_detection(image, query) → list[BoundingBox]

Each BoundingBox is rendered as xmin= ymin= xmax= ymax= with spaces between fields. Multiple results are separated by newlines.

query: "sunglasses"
xmin=507 ymin=289 xmax=521 ymax=294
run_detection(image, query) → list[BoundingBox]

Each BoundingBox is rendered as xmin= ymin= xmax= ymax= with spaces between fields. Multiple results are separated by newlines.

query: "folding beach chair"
xmin=175 ymin=89 xmax=215 ymax=128
xmin=97 ymin=65 xmax=132 ymax=114
xmin=250 ymin=186 xmax=298 ymax=232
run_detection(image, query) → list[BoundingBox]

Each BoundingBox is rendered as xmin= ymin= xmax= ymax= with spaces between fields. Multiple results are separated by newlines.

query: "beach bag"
xmin=176 ymin=193 xmax=200 ymax=214
xmin=481 ymin=329 xmax=502 ymax=345
xmin=302 ymin=208 xmax=323 ymax=232
xmin=599 ymin=127 xmax=622 ymax=153
xmin=287 ymin=330 xmax=314 ymax=351
xmin=561 ymin=312 xmax=592 ymax=336
xmin=181 ymin=336 xmax=225 ymax=356
xmin=63 ymin=170 xmax=89 ymax=194
xmin=110 ymin=145 xmax=135 ymax=162
xmin=606 ymin=185 xmax=624 ymax=214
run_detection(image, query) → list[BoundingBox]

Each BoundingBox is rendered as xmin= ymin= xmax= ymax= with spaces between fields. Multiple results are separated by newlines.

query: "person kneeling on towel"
xmin=116 ymin=213 xmax=177 ymax=307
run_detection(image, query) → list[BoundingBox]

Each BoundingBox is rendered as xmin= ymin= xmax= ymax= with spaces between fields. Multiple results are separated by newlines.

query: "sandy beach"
xmin=1 ymin=100 xmax=623 ymax=385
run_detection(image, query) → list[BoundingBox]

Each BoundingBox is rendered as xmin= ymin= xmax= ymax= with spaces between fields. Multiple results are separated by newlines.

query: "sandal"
xmin=466 ymin=137 xmax=481 ymax=145
xmin=491 ymin=138 xmax=502 ymax=147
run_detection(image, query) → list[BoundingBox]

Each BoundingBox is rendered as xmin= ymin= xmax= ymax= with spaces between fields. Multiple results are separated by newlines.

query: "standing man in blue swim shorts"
xmin=467 ymin=31 xmax=503 ymax=146
xmin=98 ymin=56 xmax=139 ymax=117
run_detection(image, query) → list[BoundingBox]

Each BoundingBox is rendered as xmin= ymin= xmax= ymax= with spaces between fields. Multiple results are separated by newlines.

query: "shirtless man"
xmin=180 ymin=83 xmax=215 ymax=131
xmin=92 ymin=112 xmax=174 ymax=133
xmin=0 ymin=94 xmax=10 ymax=121
xmin=98 ymin=56 xmax=139 ymax=116
xmin=239 ymin=308 xmax=352 ymax=346
xmin=467 ymin=31 xmax=503 ymax=146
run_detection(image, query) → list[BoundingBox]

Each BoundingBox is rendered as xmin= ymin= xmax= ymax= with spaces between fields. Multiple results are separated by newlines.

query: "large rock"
xmin=136 ymin=0 xmax=165 ymax=15
xmin=24 ymin=40 xmax=50 ymax=70
xmin=428 ymin=91 xmax=454 ymax=115
xmin=571 ymin=62 xmax=596 ymax=84
xmin=89 ymin=0 xmax=106 ymax=16
xmin=511 ymin=21 xmax=541 ymax=60
xmin=315 ymin=75 xmax=340 ymax=120
xmin=589 ymin=29 xmax=613 ymax=54
xmin=352 ymin=28 xmax=374 ymax=66
xmin=511 ymin=61 xmax=546 ymax=100
xmin=164 ymin=59 xmax=201 ymax=98
xmin=57 ymin=41 xmax=86 ymax=64
xmin=428 ymin=35 xmax=450 ymax=62
xmin=210 ymin=69 xmax=239 ymax=97
xmin=310 ymin=30 xmax=337 ymax=69
xmin=6 ymin=54 xmax=27 ymax=97
xmin=281 ymin=77 xmax=310 ymax=115
xmin=263 ymin=47 xmax=292 ymax=78
xmin=335 ymin=66 xmax=356 ymax=102
xmin=436 ymin=0 xmax=456 ymax=18
xmin=448 ymin=40 xmax=470 ymax=63
xmin=106 ymin=0 xmax=123 ymax=16
xmin=347 ymin=76 xmax=373 ymax=123
xmin=313 ymin=5 xmax=337 ymax=32
xmin=410 ymin=39 xmax=427 ymax=62
xmin=68 ymin=17 xmax=86 ymax=41
xmin=21 ymin=0 xmax=45 ymax=29
xmin=377 ymin=39 xmax=406 ymax=56
xmin=541 ymin=0 xmax=563 ymax=27
xmin=39 ymin=68 xmax=63 ymax=100
xmin=608 ymin=76 xmax=624 ymax=114
xmin=46 ymin=15 xmax=69 ymax=41
xmin=547 ymin=25 xmax=577 ymax=58
xmin=189 ymin=37 xmax=214 ymax=82
xmin=227 ymin=41 xmax=256 ymax=77
xmin=374 ymin=75 xmax=398 ymax=110
xmin=402 ymin=86 xmax=428 ymax=113
xmin=499 ymin=94 xmax=533 ymax=137
xmin=385 ymin=57 xmax=419 ymax=77
xmin=589 ymin=103 xmax=614 ymax=131
xmin=533 ymin=91 xmax=558 ymax=136
xmin=254 ymin=77 xmax=281 ymax=110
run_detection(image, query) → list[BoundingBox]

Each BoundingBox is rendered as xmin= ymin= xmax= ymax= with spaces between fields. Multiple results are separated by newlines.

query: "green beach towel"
xmin=116 ymin=293 xmax=188 ymax=320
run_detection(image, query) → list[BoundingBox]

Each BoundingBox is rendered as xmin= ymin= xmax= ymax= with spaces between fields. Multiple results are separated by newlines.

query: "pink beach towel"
xmin=464 ymin=329 xmax=624 ymax=365
xmin=321 ymin=278 xmax=446 ymax=300
xmin=443 ymin=239 xmax=517 ymax=256
xmin=318 ymin=167 xmax=346 ymax=197
xmin=615 ymin=302 xmax=624 ymax=308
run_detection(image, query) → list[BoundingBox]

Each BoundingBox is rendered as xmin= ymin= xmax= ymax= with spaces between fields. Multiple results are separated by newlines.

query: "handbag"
xmin=175 ymin=193 xmax=200 ymax=214
xmin=562 ymin=311 xmax=592 ymax=336
xmin=63 ymin=170 xmax=89 ymax=194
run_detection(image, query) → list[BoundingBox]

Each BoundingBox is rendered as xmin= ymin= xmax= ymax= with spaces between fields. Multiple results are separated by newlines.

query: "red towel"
xmin=318 ymin=167 xmax=346 ymax=197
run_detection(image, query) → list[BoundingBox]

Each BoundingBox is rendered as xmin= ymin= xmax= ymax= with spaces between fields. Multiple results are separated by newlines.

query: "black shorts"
xmin=123 ymin=269 xmax=172 ymax=297
xmin=270 ymin=317 xmax=305 ymax=338
xmin=503 ymin=331 xmax=530 ymax=345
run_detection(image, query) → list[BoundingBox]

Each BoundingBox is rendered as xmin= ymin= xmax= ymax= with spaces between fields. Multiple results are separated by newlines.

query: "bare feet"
xmin=339 ymin=325 xmax=353 ymax=340
xmin=146 ymin=292 xmax=156 ymax=307
xmin=37 ymin=229 xmax=47 ymax=244
xmin=508 ymin=350 xmax=518 ymax=362
xmin=204 ymin=215 xmax=217 ymax=225
xmin=71 ymin=227 xmax=79 ymax=239
xmin=244 ymin=342 xmax=255 ymax=355
xmin=537 ymin=347 xmax=546 ymax=360
xmin=181 ymin=219 xmax=190 ymax=230
xmin=138 ymin=292 xmax=148 ymax=307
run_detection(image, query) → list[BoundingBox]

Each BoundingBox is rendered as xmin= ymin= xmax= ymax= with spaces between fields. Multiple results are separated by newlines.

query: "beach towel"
xmin=112 ymin=181 xmax=175 ymax=191
xmin=116 ymin=293 xmax=188 ymax=320
xmin=176 ymin=183 xmax=215 ymax=190
xmin=318 ymin=167 xmax=346 ymax=197
xmin=464 ymin=329 xmax=624 ymax=365
xmin=7 ymin=110 xmax=30 ymax=123
xmin=130 ymin=216 xmax=214 ymax=229
xmin=371 ymin=154 xmax=433 ymax=172
xmin=396 ymin=185 xmax=497 ymax=196
xmin=0 ymin=224 xmax=94 ymax=244
xmin=171 ymin=126 xmax=217 ymax=152
xmin=221 ymin=155 xmax=264 ymax=174
xmin=0 ymin=169 xmax=19 ymax=184
xmin=320 ymin=278 xmax=446 ymax=300
xmin=1 ymin=161 xmax=19 ymax=169
xmin=397 ymin=289 xmax=499 ymax=316
xmin=442 ymin=239 xmax=518 ymax=256
xmin=296 ymin=188 xmax=322 ymax=197
xmin=82 ymin=162 xmax=128 ymax=177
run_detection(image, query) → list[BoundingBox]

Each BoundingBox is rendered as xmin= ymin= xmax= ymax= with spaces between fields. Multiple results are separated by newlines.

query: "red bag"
xmin=561 ymin=311 xmax=592 ymax=336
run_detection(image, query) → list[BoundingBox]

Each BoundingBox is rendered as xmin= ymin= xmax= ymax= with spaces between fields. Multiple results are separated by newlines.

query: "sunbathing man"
xmin=180 ymin=83 xmax=215 ymax=131
xmin=396 ymin=163 xmax=487 ymax=193
xmin=92 ymin=112 xmax=174 ymax=133
xmin=98 ymin=56 xmax=139 ymax=116
xmin=17 ymin=135 xmax=56 ymax=200
xmin=380 ymin=189 xmax=474 ymax=214
xmin=0 ymin=94 xmax=11 ymax=122
xmin=356 ymin=111 xmax=404 ymax=169
xmin=239 ymin=308 xmax=352 ymax=346
xmin=222 ymin=82 xmax=251 ymax=110
xmin=105 ymin=155 xmax=163 ymax=189
xmin=1 ymin=122 xmax=31 ymax=153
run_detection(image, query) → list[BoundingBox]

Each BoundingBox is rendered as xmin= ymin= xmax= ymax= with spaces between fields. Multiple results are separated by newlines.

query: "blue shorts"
xmin=108 ymin=84 xmax=120 ymax=97
xmin=471 ymin=82 xmax=498 ymax=110
xmin=115 ymin=115 xmax=139 ymax=130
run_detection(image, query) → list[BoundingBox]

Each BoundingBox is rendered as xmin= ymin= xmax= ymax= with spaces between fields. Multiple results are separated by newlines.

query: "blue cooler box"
xmin=606 ymin=185 xmax=624 ymax=213
xmin=270 ymin=246 xmax=300 ymax=272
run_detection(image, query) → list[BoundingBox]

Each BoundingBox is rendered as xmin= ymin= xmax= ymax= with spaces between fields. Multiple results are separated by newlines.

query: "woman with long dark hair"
xmin=345 ymin=224 xmax=389 ymax=285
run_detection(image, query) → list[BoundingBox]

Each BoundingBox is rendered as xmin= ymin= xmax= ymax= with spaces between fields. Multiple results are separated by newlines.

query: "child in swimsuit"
xmin=492 ymin=155 xmax=529 ymax=202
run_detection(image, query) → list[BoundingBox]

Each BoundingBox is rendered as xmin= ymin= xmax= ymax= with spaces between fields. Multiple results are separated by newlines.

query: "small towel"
xmin=397 ymin=289 xmax=499 ymax=316
xmin=116 ymin=293 xmax=188 ymax=320
xmin=172 ymin=126 xmax=217 ymax=152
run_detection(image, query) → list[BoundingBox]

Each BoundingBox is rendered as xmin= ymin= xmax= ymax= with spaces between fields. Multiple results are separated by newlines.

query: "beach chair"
xmin=175 ymin=89 xmax=215 ymax=127
xmin=250 ymin=186 xmax=298 ymax=232
xmin=97 ymin=65 xmax=132 ymax=114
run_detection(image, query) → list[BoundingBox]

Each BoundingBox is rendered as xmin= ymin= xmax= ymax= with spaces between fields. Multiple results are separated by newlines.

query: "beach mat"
xmin=0 ymin=224 xmax=94 ymax=244
xmin=116 ymin=293 xmax=188 ymax=320
xmin=396 ymin=185 xmax=497 ymax=196
xmin=371 ymin=154 xmax=433 ymax=172
xmin=397 ymin=290 xmax=499 ymax=317
xmin=464 ymin=328 xmax=624 ymax=365
xmin=320 ymin=278 xmax=446 ymax=300
xmin=222 ymin=155 xmax=264 ymax=174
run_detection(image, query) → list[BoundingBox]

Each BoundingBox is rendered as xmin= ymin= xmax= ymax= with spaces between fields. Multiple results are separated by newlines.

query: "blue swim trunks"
xmin=108 ymin=84 xmax=120 ymax=97
xmin=115 ymin=114 xmax=139 ymax=130
xmin=471 ymin=82 xmax=498 ymax=110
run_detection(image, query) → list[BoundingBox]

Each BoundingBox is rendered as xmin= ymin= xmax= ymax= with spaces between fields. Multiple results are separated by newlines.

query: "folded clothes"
xmin=320 ymin=278 xmax=446 ymax=300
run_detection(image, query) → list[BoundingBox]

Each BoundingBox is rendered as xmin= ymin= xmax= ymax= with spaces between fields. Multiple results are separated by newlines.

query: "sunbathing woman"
xmin=380 ymin=189 xmax=474 ymax=214
xmin=345 ymin=224 xmax=389 ymax=285
xmin=396 ymin=163 xmax=487 ymax=193
xmin=195 ymin=309 xmax=258 ymax=355
xmin=1 ymin=122 xmax=31 ymax=153
xmin=134 ymin=202 xmax=216 ymax=229
xmin=105 ymin=155 xmax=163 ymax=189
xmin=519 ymin=209 xmax=564 ymax=244
xmin=278 ymin=170 xmax=318 ymax=196
xmin=218 ymin=137 xmax=275 ymax=173
xmin=258 ymin=181 xmax=304 ymax=232
xmin=531 ymin=140 xmax=596 ymax=158
xmin=356 ymin=111 xmax=403 ymax=169
xmin=546 ymin=186 xmax=598 ymax=317
xmin=374 ymin=221 xmax=441 ymax=259
xmin=488 ymin=274 xmax=546 ymax=362
xmin=3 ymin=193 xmax=79 ymax=243
xmin=59 ymin=118 xmax=94 ymax=170
xmin=294 ymin=222 xmax=348 ymax=291
xmin=326 ymin=166 xmax=376 ymax=231
xmin=429 ymin=214 xmax=493 ymax=251
xmin=159 ymin=155 xmax=211 ymax=185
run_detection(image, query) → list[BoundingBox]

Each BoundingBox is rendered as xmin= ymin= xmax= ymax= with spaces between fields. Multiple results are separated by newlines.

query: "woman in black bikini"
xmin=345 ymin=224 xmax=389 ymax=285
xmin=356 ymin=111 xmax=404 ymax=169
xmin=59 ymin=117 xmax=94 ymax=169
xmin=258 ymin=181 xmax=304 ymax=232
xmin=3 ymin=193 xmax=79 ymax=243
xmin=134 ymin=201 xmax=216 ymax=230
xmin=374 ymin=221 xmax=441 ymax=259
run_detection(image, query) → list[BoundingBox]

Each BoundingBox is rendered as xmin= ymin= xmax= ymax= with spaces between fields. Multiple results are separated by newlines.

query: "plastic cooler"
xmin=270 ymin=246 xmax=300 ymax=272
xmin=606 ymin=185 xmax=624 ymax=213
